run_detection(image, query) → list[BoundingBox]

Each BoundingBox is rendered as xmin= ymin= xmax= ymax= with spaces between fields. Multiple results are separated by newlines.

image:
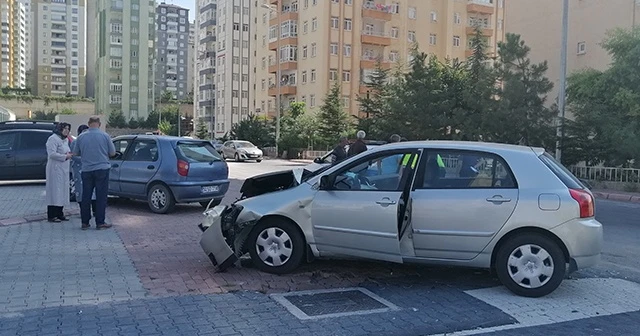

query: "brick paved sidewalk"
xmin=0 ymin=182 xmax=79 ymax=225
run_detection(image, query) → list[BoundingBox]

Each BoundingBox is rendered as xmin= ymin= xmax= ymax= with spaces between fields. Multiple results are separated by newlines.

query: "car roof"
xmin=0 ymin=120 xmax=58 ymax=131
xmin=369 ymin=140 xmax=544 ymax=156
xmin=113 ymin=134 xmax=210 ymax=143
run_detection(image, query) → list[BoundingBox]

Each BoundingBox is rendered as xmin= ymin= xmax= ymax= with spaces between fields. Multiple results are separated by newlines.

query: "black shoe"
xmin=48 ymin=218 xmax=61 ymax=223
xmin=81 ymin=223 xmax=90 ymax=230
xmin=96 ymin=224 xmax=113 ymax=230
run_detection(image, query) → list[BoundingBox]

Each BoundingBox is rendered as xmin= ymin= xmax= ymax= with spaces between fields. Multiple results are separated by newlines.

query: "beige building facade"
xmin=506 ymin=0 xmax=640 ymax=107
xmin=0 ymin=0 xmax=27 ymax=89
xmin=254 ymin=0 xmax=506 ymax=119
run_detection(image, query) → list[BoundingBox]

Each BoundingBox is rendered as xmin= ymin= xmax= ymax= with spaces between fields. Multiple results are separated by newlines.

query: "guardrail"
xmin=570 ymin=166 xmax=640 ymax=184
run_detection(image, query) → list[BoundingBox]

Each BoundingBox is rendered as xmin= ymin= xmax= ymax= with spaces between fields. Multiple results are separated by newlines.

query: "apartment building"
xmin=212 ymin=0 xmax=256 ymax=137
xmin=31 ymin=0 xmax=86 ymax=97
xmin=86 ymin=0 xmax=96 ymax=98
xmin=95 ymin=0 xmax=155 ymax=121
xmin=0 ymin=0 xmax=27 ymax=89
xmin=254 ymin=0 xmax=505 ymax=118
xmin=194 ymin=0 xmax=216 ymax=135
xmin=17 ymin=0 xmax=30 ymax=71
xmin=154 ymin=2 xmax=190 ymax=101
xmin=187 ymin=21 xmax=195 ymax=95
xmin=506 ymin=0 xmax=640 ymax=107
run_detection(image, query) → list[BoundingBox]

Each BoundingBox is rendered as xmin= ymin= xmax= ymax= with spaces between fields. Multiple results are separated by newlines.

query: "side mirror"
xmin=319 ymin=175 xmax=334 ymax=190
xmin=313 ymin=157 xmax=323 ymax=164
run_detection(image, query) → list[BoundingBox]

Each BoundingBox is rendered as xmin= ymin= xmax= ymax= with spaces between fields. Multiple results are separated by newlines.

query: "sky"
xmin=163 ymin=0 xmax=196 ymax=21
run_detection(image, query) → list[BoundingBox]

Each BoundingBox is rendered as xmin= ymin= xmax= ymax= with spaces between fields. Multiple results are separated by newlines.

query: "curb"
xmin=593 ymin=191 xmax=640 ymax=204
xmin=0 ymin=209 xmax=80 ymax=227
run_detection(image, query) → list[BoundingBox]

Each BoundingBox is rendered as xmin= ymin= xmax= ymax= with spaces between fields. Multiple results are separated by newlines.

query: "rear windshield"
xmin=177 ymin=141 xmax=222 ymax=162
xmin=538 ymin=152 xmax=584 ymax=189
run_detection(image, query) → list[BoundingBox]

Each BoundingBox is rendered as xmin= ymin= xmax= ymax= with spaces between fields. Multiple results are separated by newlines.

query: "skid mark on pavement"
xmin=429 ymin=278 xmax=640 ymax=335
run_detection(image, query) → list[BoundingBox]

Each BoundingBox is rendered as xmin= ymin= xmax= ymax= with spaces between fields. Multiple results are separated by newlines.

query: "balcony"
xmin=362 ymin=2 xmax=393 ymax=21
xmin=269 ymin=9 xmax=298 ymax=26
xmin=361 ymin=30 xmax=391 ymax=46
xmin=268 ymin=84 xmax=296 ymax=96
xmin=268 ymin=36 xmax=298 ymax=50
xmin=268 ymin=60 xmax=297 ymax=73
xmin=467 ymin=0 xmax=495 ymax=14
xmin=360 ymin=55 xmax=392 ymax=69
xmin=466 ymin=25 xmax=493 ymax=37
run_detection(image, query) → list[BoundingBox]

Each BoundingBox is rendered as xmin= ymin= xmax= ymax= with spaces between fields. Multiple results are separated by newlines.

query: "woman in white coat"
xmin=45 ymin=122 xmax=72 ymax=222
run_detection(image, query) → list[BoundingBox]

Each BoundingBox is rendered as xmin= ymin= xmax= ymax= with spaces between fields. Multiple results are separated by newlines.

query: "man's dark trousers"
xmin=81 ymin=169 xmax=109 ymax=225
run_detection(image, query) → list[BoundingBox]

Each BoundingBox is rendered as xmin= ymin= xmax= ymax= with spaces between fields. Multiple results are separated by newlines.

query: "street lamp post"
xmin=556 ymin=0 xmax=569 ymax=162
xmin=262 ymin=2 xmax=281 ymax=157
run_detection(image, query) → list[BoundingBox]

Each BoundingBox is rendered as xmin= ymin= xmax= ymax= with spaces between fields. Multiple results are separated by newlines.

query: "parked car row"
xmin=199 ymin=140 xmax=603 ymax=298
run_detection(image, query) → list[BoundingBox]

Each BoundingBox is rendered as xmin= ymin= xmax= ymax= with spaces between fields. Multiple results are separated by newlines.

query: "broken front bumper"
xmin=198 ymin=205 xmax=238 ymax=272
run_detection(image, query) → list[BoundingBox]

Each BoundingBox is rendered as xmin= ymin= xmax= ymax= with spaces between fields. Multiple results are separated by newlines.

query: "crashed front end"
xmin=198 ymin=168 xmax=304 ymax=272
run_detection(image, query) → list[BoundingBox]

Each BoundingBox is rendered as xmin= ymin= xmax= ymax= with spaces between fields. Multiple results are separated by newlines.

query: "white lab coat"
xmin=45 ymin=134 xmax=70 ymax=207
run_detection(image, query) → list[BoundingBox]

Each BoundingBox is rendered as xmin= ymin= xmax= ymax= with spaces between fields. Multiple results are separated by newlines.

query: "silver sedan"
xmin=199 ymin=141 xmax=603 ymax=297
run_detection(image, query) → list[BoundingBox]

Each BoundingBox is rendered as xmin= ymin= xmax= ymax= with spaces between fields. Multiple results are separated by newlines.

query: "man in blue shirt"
xmin=72 ymin=117 xmax=116 ymax=230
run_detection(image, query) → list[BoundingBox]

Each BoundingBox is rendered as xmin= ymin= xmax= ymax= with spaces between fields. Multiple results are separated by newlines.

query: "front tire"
xmin=495 ymin=233 xmax=566 ymax=298
xmin=247 ymin=218 xmax=305 ymax=274
xmin=147 ymin=183 xmax=176 ymax=214
xmin=256 ymin=159 xmax=262 ymax=163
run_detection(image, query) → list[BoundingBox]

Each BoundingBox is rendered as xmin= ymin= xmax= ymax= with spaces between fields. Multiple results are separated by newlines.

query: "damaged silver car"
xmin=199 ymin=141 xmax=602 ymax=297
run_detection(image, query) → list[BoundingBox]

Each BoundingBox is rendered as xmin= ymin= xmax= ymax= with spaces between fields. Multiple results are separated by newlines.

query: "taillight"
xmin=177 ymin=159 xmax=189 ymax=177
xmin=569 ymin=188 xmax=594 ymax=218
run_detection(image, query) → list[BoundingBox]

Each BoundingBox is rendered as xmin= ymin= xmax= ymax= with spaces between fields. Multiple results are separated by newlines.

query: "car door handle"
xmin=376 ymin=198 xmax=397 ymax=206
xmin=112 ymin=164 xmax=119 ymax=168
xmin=147 ymin=165 xmax=155 ymax=170
xmin=486 ymin=196 xmax=511 ymax=204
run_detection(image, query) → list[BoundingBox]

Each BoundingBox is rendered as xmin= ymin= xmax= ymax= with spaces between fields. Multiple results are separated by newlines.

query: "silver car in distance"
xmin=199 ymin=141 xmax=603 ymax=297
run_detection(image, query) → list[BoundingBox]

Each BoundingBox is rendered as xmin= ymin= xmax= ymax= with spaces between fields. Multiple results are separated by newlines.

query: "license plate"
xmin=201 ymin=186 xmax=220 ymax=193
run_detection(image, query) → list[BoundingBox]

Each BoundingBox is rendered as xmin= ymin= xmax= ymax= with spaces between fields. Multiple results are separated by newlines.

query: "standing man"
xmin=347 ymin=130 xmax=368 ymax=157
xmin=72 ymin=117 xmax=116 ymax=230
xmin=331 ymin=136 xmax=349 ymax=165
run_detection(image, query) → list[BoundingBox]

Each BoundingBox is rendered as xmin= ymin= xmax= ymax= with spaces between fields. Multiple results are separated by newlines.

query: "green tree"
xmin=279 ymin=101 xmax=318 ymax=152
xmin=160 ymin=90 xmax=174 ymax=103
xmin=158 ymin=120 xmax=172 ymax=135
xmin=230 ymin=114 xmax=275 ymax=147
xmin=486 ymin=33 xmax=556 ymax=148
xmin=195 ymin=120 xmax=210 ymax=139
xmin=128 ymin=117 xmax=140 ymax=129
xmin=563 ymin=27 xmax=640 ymax=167
xmin=317 ymin=82 xmax=352 ymax=146
xmin=108 ymin=110 xmax=127 ymax=128
xmin=356 ymin=59 xmax=390 ymax=139
xmin=32 ymin=110 xmax=57 ymax=120
xmin=59 ymin=107 xmax=76 ymax=115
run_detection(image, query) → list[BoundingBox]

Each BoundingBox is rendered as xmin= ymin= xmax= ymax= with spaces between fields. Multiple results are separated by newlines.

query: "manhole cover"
xmin=271 ymin=287 xmax=399 ymax=320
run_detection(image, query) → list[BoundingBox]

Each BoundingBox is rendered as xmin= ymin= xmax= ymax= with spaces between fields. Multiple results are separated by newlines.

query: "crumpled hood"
xmin=239 ymin=168 xmax=304 ymax=199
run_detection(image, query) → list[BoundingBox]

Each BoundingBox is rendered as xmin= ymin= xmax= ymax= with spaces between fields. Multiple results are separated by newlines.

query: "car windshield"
xmin=235 ymin=141 xmax=255 ymax=148
xmin=178 ymin=142 xmax=222 ymax=162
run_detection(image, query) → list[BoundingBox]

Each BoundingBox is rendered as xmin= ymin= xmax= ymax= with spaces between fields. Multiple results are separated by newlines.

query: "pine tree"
xmin=195 ymin=121 xmax=209 ymax=139
xmin=317 ymin=82 xmax=352 ymax=146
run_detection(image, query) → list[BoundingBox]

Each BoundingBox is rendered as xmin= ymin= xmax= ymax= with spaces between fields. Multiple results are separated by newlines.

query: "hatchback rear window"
xmin=538 ymin=152 xmax=584 ymax=189
xmin=177 ymin=142 xmax=222 ymax=162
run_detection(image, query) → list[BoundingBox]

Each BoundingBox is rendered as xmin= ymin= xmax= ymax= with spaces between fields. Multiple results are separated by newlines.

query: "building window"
xmin=344 ymin=19 xmax=352 ymax=31
xmin=302 ymin=45 xmax=308 ymax=58
xmin=311 ymin=43 xmax=317 ymax=57
xmin=429 ymin=34 xmax=437 ymax=45
xmin=310 ymin=94 xmax=316 ymax=107
xmin=391 ymin=27 xmax=399 ymax=39
xmin=311 ymin=18 xmax=318 ymax=31
xmin=329 ymin=69 xmax=338 ymax=81
xmin=303 ymin=21 xmax=308 ymax=34
xmin=343 ymin=96 xmax=350 ymax=108
xmin=331 ymin=17 xmax=339 ymax=29
xmin=577 ymin=42 xmax=586 ymax=55
xmin=454 ymin=13 xmax=461 ymax=24
xmin=498 ymin=19 xmax=503 ymax=30
xmin=343 ymin=44 xmax=351 ymax=57
xmin=342 ymin=71 xmax=351 ymax=82
xmin=330 ymin=43 xmax=338 ymax=55
xmin=453 ymin=36 xmax=461 ymax=47
xmin=408 ymin=7 xmax=416 ymax=19
xmin=408 ymin=31 xmax=416 ymax=43
xmin=310 ymin=69 xmax=317 ymax=82
xmin=430 ymin=11 xmax=437 ymax=22
xmin=302 ymin=71 xmax=307 ymax=83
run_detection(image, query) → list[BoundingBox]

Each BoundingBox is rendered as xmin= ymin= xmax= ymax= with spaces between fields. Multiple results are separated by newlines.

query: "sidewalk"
xmin=592 ymin=189 xmax=640 ymax=203
xmin=0 ymin=183 xmax=80 ymax=226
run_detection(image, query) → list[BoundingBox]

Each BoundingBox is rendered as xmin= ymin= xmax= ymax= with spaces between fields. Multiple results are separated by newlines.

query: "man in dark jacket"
xmin=332 ymin=136 xmax=349 ymax=164
xmin=348 ymin=130 xmax=368 ymax=157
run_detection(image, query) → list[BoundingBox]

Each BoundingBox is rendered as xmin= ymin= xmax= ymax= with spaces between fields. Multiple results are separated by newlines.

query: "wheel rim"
xmin=255 ymin=227 xmax=293 ymax=267
xmin=507 ymin=244 xmax=555 ymax=289
xmin=150 ymin=188 xmax=166 ymax=209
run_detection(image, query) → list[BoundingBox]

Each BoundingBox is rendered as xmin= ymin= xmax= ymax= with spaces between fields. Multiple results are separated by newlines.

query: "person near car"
xmin=70 ymin=124 xmax=97 ymax=219
xmin=347 ymin=130 xmax=368 ymax=157
xmin=72 ymin=117 xmax=116 ymax=230
xmin=45 ymin=122 xmax=73 ymax=222
xmin=331 ymin=136 xmax=349 ymax=165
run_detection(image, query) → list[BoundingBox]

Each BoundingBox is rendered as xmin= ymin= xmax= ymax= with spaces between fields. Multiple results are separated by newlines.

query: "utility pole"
xmin=556 ymin=0 xmax=569 ymax=162
xmin=262 ymin=2 xmax=280 ymax=157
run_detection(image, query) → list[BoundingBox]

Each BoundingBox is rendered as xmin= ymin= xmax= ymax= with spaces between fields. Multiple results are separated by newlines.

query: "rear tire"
xmin=247 ymin=218 xmax=305 ymax=274
xmin=147 ymin=183 xmax=176 ymax=214
xmin=256 ymin=159 xmax=262 ymax=163
xmin=495 ymin=233 xmax=566 ymax=297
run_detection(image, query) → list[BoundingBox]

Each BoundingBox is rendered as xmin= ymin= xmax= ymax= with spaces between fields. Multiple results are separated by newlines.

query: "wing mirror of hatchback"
xmin=319 ymin=175 xmax=335 ymax=190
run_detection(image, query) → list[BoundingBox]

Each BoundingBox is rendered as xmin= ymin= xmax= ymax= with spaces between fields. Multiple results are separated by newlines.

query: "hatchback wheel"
xmin=495 ymin=233 xmax=566 ymax=297
xmin=147 ymin=183 xmax=175 ymax=214
xmin=247 ymin=218 xmax=305 ymax=274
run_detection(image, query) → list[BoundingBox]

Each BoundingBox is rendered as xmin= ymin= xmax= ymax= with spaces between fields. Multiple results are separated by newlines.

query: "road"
xmin=1 ymin=159 xmax=640 ymax=336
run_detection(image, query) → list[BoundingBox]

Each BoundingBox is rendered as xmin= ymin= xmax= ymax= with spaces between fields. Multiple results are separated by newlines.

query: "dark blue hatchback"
xmin=109 ymin=135 xmax=229 ymax=213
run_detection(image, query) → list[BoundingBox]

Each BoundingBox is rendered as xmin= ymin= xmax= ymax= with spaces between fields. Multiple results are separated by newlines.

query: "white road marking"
xmin=428 ymin=278 xmax=640 ymax=335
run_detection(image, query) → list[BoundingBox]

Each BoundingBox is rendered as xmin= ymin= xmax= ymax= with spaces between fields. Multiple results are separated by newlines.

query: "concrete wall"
xmin=0 ymin=99 xmax=96 ymax=118
xmin=55 ymin=114 xmax=106 ymax=137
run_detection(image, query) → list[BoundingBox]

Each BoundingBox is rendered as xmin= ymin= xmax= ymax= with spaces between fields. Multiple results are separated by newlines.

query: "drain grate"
xmin=271 ymin=287 xmax=399 ymax=320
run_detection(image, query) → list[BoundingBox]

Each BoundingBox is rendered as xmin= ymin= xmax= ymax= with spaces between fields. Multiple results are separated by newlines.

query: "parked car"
xmin=221 ymin=140 xmax=263 ymax=162
xmin=109 ymin=135 xmax=229 ymax=214
xmin=199 ymin=141 xmax=602 ymax=297
xmin=0 ymin=121 xmax=59 ymax=181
